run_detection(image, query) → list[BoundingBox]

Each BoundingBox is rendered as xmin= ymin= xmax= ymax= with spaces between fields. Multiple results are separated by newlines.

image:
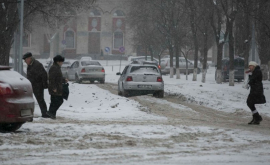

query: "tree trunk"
xmin=216 ymin=43 xmax=224 ymax=83
xmin=169 ymin=45 xmax=174 ymax=78
xmin=0 ymin=37 xmax=13 ymax=66
xmin=229 ymin=70 xmax=234 ymax=85
xmin=228 ymin=23 xmax=234 ymax=86
xmin=175 ymin=44 xmax=180 ymax=79
xmin=261 ymin=64 xmax=268 ymax=80
xmin=202 ymin=69 xmax=207 ymax=83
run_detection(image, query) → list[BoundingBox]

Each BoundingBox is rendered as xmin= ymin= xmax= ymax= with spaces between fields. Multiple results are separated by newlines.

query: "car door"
xmin=119 ymin=66 xmax=129 ymax=91
xmin=68 ymin=61 xmax=79 ymax=80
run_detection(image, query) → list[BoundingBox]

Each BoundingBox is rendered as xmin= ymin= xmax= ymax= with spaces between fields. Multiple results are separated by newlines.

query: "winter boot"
xmin=253 ymin=113 xmax=262 ymax=125
xmin=46 ymin=111 xmax=56 ymax=120
xmin=248 ymin=116 xmax=255 ymax=125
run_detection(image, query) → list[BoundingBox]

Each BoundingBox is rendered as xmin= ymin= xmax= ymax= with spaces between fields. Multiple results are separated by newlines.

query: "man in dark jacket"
xmin=246 ymin=61 xmax=266 ymax=125
xmin=23 ymin=52 xmax=49 ymax=118
xmin=47 ymin=55 xmax=67 ymax=119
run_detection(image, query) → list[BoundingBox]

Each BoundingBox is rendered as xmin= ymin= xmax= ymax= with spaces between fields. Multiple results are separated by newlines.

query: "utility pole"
xmin=18 ymin=0 xmax=24 ymax=74
xmin=251 ymin=20 xmax=255 ymax=61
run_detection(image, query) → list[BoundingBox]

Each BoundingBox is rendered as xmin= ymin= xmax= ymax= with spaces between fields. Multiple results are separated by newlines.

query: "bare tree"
xmin=186 ymin=0 xmax=200 ymax=81
xmin=0 ymin=0 xmax=96 ymax=65
xmin=220 ymin=0 xmax=239 ymax=86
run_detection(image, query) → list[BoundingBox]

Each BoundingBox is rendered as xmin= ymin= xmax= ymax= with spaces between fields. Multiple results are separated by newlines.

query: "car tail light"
xmin=126 ymin=76 xmax=133 ymax=81
xmin=157 ymin=77 xmax=163 ymax=82
xmin=158 ymin=65 xmax=161 ymax=69
xmin=81 ymin=68 xmax=85 ymax=72
xmin=101 ymin=68 xmax=105 ymax=72
xmin=0 ymin=83 xmax=13 ymax=95
xmin=6 ymin=114 xmax=16 ymax=118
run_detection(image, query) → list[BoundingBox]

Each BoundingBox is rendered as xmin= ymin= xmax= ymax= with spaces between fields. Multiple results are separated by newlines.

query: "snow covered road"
xmin=1 ymin=81 xmax=270 ymax=165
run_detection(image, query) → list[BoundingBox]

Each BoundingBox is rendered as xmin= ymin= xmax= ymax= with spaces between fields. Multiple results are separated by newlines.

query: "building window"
xmin=23 ymin=32 xmax=30 ymax=47
xmin=90 ymin=8 xmax=101 ymax=17
xmin=113 ymin=10 xmax=125 ymax=17
xmin=113 ymin=31 xmax=123 ymax=49
xmin=65 ymin=30 xmax=75 ymax=48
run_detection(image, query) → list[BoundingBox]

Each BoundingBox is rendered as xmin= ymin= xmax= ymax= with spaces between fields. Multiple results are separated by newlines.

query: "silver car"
xmin=116 ymin=64 xmax=164 ymax=97
xmin=160 ymin=57 xmax=201 ymax=75
xmin=46 ymin=60 xmax=72 ymax=76
xmin=66 ymin=60 xmax=105 ymax=84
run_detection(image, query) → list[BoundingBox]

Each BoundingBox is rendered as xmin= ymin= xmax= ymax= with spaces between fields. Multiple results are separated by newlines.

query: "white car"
xmin=116 ymin=63 xmax=164 ymax=97
xmin=160 ymin=57 xmax=201 ymax=75
xmin=66 ymin=59 xmax=105 ymax=84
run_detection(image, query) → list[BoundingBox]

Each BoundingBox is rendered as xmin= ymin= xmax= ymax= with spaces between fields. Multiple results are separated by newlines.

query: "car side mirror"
xmin=116 ymin=72 xmax=121 ymax=75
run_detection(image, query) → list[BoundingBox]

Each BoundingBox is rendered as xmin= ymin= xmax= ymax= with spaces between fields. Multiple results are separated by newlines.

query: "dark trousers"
xmin=33 ymin=87 xmax=47 ymax=116
xmin=247 ymin=98 xmax=256 ymax=112
xmin=48 ymin=95 xmax=63 ymax=116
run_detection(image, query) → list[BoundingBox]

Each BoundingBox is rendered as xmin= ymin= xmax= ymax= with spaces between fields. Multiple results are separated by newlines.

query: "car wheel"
xmin=122 ymin=84 xmax=130 ymax=97
xmin=75 ymin=74 xmax=81 ymax=84
xmin=118 ymin=83 xmax=122 ymax=95
xmin=0 ymin=122 xmax=24 ymax=132
xmin=154 ymin=90 xmax=164 ymax=98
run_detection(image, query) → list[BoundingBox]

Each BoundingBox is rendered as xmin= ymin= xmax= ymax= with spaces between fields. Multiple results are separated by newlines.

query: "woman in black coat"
xmin=246 ymin=61 xmax=266 ymax=125
xmin=47 ymin=55 xmax=67 ymax=119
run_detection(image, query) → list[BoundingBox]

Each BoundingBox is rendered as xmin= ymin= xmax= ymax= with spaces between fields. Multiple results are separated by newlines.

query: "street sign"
xmin=105 ymin=47 xmax=110 ymax=53
xmin=119 ymin=46 xmax=125 ymax=53
xmin=62 ymin=40 xmax=66 ymax=45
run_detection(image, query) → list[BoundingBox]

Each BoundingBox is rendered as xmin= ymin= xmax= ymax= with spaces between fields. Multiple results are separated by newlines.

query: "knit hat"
xmin=248 ymin=61 xmax=257 ymax=67
xmin=53 ymin=55 xmax=65 ymax=62
xmin=22 ymin=52 xmax=32 ymax=59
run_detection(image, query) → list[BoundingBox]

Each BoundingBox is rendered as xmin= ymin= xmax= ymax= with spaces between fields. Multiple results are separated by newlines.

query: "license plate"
xmin=138 ymin=85 xmax=152 ymax=88
xmin=21 ymin=109 xmax=32 ymax=116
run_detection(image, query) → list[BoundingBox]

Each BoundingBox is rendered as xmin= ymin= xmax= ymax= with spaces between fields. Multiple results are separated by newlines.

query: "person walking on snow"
xmin=47 ymin=55 xmax=68 ymax=119
xmin=246 ymin=61 xmax=266 ymax=125
xmin=23 ymin=52 xmax=49 ymax=118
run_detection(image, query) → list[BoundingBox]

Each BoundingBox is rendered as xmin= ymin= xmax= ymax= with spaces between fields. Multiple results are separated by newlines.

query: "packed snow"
xmin=0 ymin=59 xmax=269 ymax=165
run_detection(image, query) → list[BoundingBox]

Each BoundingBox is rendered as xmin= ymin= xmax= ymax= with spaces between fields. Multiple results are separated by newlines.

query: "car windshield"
xmin=130 ymin=66 xmax=159 ymax=74
xmin=81 ymin=61 xmax=101 ymax=66
xmin=234 ymin=59 xmax=244 ymax=67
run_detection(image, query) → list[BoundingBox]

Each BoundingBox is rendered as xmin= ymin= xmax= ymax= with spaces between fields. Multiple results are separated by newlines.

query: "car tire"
xmin=100 ymin=80 xmax=105 ymax=84
xmin=118 ymin=83 xmax=122 ymax=95
xmin=122 ymin=85 xmax=130 ymax=97
xmin=0 ymin=122 xmax=24 ymax=132
xmin=154 ymin=90 xmax=164 ymax=98
xmin=75 ymin=74 xmax=81 ymax=84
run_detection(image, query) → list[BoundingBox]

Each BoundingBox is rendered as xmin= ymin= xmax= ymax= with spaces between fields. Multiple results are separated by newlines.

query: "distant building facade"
xmin=11 ymin=0 xmax=135 ymax=60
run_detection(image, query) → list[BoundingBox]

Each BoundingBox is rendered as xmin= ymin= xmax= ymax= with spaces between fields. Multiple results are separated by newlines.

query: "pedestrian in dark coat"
xmin=23 ymin=52 xmax=49 ymax=118
xmin=47 ymin=55 xmax=68 ymax=119
xmin=246 ymin=61 xmax=266 ymax=125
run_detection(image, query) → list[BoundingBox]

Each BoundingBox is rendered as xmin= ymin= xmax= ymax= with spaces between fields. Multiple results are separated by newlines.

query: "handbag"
xmin=62 ymin=83 xmax=69 ymax=100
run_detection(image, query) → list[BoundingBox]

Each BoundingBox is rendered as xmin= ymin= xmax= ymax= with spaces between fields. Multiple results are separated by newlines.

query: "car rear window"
xmin=81 ymin=61 xmax=101 ymax=66
xmin=130 ymin=66 xmax=159 ymax=74
xmin=234 ymin=59 xmax=244 ymax=67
